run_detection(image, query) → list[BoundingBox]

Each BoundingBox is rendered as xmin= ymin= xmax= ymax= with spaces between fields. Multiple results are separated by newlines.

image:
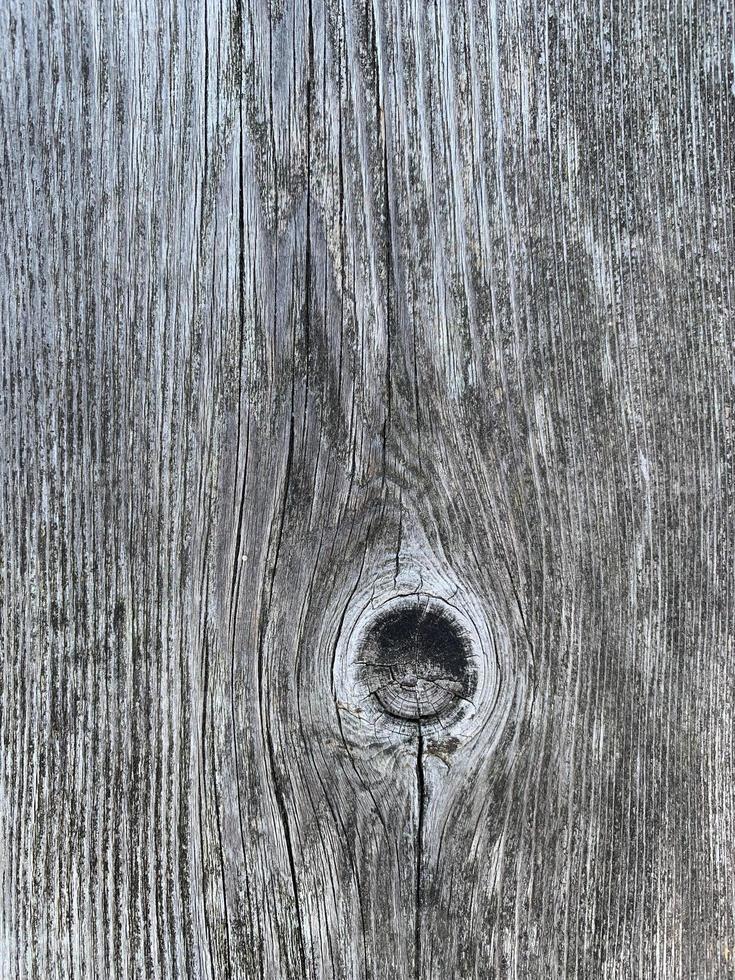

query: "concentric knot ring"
xmin=358 ymin=596 xmax=475 ymax=723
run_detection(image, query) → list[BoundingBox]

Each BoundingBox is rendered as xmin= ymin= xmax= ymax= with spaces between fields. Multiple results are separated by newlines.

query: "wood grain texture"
xmin=2 ymin=0 xmax=734 ymax=977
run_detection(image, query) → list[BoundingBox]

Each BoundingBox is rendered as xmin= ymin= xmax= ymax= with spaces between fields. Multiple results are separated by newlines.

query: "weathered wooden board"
xmin=2 ymin=0 xmax=734 ymax=977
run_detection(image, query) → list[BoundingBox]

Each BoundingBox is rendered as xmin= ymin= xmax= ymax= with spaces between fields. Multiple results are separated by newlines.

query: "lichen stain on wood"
xmin=1 ymin=0 xmax=734 ymax=977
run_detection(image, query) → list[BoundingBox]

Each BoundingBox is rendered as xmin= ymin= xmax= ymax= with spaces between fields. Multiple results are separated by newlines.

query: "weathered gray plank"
xmin=1 ymin=0 xmax=734 ymax=977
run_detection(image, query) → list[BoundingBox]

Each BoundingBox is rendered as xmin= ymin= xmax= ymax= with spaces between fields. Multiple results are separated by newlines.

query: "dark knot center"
xmin=359 ymin=599 xmax=474 ymax=722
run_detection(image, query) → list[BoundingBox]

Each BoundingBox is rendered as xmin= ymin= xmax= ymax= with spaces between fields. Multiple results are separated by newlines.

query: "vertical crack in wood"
xmin=228 ymin=0 xmax=261 ymax=970
xmin=370 ymin=0 xmax=393 ymax=478
xmin=394 ymin=492 xmax=403 ymax=590
xmin=257 ymin=415 xmax=308 ymax=978
xmin=415 ymin=722 xmax=425 ymax=980
xmin=303 ymin=0 xmax=314 ymax=435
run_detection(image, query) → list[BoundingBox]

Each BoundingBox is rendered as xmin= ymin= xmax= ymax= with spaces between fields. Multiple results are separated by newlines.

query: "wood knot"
xmin=358 ymin=597 xmax=476 ymax=723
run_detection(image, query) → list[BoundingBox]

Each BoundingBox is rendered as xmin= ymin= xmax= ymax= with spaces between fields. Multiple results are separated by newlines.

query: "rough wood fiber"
xmin=1 ymin=0 xmax=734 ymax=977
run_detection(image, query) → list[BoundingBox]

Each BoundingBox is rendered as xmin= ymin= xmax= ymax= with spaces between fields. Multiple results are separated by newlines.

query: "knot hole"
xmin=359 ymin=598 xmax=476 ymax=723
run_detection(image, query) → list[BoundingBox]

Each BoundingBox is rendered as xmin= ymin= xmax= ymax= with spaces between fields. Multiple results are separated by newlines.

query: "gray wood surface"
xmin=2 ymin=0 xmax=734 ymax=977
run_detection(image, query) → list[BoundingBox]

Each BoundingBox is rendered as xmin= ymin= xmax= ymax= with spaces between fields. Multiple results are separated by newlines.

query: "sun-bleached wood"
xmin=1 ymin=0 xmax=734 ymax=977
